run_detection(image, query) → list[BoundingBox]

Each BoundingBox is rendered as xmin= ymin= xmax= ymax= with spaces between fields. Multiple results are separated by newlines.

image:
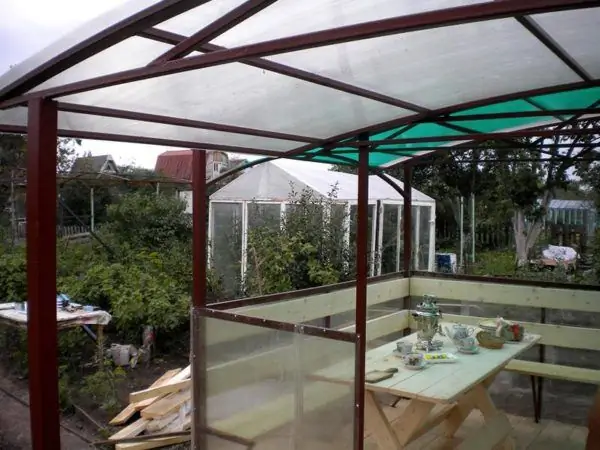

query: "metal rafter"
xmin=58 ymin=102 xmax=319 ymax=143
xmin=2 ymin=0 xmax=595 ymax=108
xmin=139 ymin=28 xmax=427 ymax=112
xmin=150 ymin=0 xmax=280 ymax=65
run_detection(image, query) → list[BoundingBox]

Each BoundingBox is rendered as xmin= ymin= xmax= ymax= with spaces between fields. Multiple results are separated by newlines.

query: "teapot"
xmin=444 ymin=324 xmax=475 ymax=342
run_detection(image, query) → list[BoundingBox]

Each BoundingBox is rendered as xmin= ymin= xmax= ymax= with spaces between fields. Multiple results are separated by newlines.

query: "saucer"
xmin=403 ymin=360 xmax=427 ymax=370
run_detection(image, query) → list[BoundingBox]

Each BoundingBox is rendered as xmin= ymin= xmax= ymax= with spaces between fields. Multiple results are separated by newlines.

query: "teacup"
xmin=396 ymin=341 xmax=413 ymax=355
xmin=457 ymin=336 xmax=477 ymax=350
xmin=403 ymin=353 xmax=424 ymax=367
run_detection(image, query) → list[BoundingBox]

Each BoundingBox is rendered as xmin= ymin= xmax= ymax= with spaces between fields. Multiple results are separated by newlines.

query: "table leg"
xmin=470 ymin=384 xmax=515 ymax=450
xmin=365 ymin=391 xmax=403 ymax=450
xmin=391 ymin=399 xmax=435 ymax=446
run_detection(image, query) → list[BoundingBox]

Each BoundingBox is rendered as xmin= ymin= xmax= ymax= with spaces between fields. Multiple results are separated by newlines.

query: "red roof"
xmin=155 ymin=150 xmax=194 ymax=181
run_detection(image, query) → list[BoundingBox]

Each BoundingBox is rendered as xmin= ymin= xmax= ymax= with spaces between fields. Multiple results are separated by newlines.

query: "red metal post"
xmin=26 ymin=97 xmax=60 ymax=450
xmin=191 ymin=150 xmax=207 ymax=449
xmin=354 ymin=133 xmax=369 ymax=450
xmin=403 ymin=164 xmax=413 ymax=276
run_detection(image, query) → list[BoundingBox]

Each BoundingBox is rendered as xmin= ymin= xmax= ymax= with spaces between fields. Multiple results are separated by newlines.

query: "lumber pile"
xmin=108 ymin=366 xmax=192 ymax=449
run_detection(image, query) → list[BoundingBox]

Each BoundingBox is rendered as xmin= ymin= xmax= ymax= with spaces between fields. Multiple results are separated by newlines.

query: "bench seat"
xmin=505 ymin=360 xmax=600 ymax=385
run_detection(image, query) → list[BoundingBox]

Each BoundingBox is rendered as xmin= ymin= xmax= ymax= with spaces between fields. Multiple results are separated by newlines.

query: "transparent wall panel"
xmin=381 ymin=204 xmax=399 ymax=274
xmin=419 ymin=206 xmax=431 ymax=271
xmin=211 ymin=202 xmax=243 ymax=296
xmin=248 ymin=202 xmax=282 ymax=231
xmin=412 ymin=205 xmax=419 ymax=270
xmin=195 ymin=313 xmax=356 ymax=450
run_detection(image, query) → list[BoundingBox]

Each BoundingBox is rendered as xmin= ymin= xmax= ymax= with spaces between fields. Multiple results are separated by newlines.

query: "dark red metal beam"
xmin=354 ymin=132 xmax=369 ymax=450
xmin=0 ymin=124 xmax=284 ymax=157
xmin=338 ymin=126 xmax=600 ymax=147
xmin=140 ymin=28 xmax=427 ymax=112
xmin=191 ymin=150 xmax=207 ymax=450
xmin=26 ymin=98 xmax=60 ymax=450
xmin=431 ymin=108 xmax=600 ymax=122
xmin=58 ymin=102 xmax=318 ymax=143
xmin=150 ymin=0 xmax=279 ymax=65
xmin=0 ymin=0 xmax=208 ymax=101
xmin=3 ymin=0 xmax=595 ymax=106
xmin=516 ymin=16 xmax=593 ymax=82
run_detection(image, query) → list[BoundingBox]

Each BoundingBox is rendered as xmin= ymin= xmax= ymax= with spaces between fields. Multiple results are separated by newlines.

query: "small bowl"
xmin=403 ymin=352 xmax=424 ymax=367
xmin=476 ymin=331 xmax=505 ymax=349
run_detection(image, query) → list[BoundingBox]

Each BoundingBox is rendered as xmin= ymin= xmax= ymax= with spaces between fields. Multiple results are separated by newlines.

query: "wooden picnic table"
xmin=313 ymin=321 xmax=540 ymax=450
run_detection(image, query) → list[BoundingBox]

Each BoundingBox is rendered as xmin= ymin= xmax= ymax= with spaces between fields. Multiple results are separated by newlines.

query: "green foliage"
xmin=244 ymin=185 xmax=348 ymax=296
xmin=103 ymin=191 xmax=191 ymax=250
xmin=80 ymin=360 xmax=126 ymax=415
xmin=0 ymin=244 xmax=26 ymax=301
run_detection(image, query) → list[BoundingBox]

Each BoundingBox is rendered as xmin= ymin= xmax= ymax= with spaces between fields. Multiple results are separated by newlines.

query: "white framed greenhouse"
xmin=208 ymin=160 xmax=436 ymax=291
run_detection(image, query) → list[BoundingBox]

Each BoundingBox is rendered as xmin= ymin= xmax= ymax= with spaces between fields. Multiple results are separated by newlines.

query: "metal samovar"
xmin=412 ymin=295 xmax=444 ymax=351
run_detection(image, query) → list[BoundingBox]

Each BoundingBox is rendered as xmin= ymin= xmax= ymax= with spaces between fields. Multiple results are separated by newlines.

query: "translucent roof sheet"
xmin=210 ymin=160 xmax=434 ymax=203
xmin=0 ymin=1 xmax=599 ymax=168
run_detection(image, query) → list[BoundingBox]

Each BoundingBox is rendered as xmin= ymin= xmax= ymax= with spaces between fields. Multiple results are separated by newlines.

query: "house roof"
xmin=70 ymin=154 xmax=117 ymax=174
xmin=210 ymin=159 xmax=434 ymax=203
xmin=155 ymin=149 xmax=194 ymax=181
xmin=0 ymin=1 xmax=599 ymax=168
xmin=549 ymin=199 xmax=596 ymax=210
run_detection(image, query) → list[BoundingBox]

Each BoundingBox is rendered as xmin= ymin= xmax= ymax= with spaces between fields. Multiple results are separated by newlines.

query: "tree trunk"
xmin=513 ymin=191 xmax=552 ymax=266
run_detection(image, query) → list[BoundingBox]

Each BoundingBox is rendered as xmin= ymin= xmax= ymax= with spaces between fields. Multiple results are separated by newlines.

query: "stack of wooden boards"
xmin=108 ymin=366 xmax=192 ymax=449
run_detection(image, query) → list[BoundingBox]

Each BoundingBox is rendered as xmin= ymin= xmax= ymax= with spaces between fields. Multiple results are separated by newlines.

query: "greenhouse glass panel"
xmin=210 ymin=202 xmax=243 ymax=296
xmin=419 ymin=206 xmax=432 ymax=271
xmin=381 ymin=204 xmax=399 ymax=275
xmin=412 ymin=205 xmax=419 ymax=270
xmin=248 ymin=203 xmax=282 ymax=231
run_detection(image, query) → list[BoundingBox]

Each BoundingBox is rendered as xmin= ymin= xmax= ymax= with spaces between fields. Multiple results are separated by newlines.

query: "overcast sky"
xmin=0 ymin=0 xmax=268 ymax=169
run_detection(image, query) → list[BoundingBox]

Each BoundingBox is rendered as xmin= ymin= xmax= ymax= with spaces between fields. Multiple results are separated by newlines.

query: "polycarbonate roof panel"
xmin=532 ymin=7 xmax=600 ymax=78
xmin=213 ymin=0 xmax=488 ymax=47
xmin=0 ymin=0 xmax=599 ymax=168
xmin=58 ymin=62 xmax=409 ymax=139
xmin=269 ymin=18 xmax=580 ymax=109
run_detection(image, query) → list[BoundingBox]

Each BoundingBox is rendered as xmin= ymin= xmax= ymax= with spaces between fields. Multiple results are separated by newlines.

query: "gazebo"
xmin=0 ymin=1 xmax=599 ymax=449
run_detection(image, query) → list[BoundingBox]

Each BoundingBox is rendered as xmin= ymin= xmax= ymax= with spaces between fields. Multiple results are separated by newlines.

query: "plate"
xmin=457 ymin=346 xmax=480 ymax=354
xmin=423 ymin=352 xmax=458 ymax=363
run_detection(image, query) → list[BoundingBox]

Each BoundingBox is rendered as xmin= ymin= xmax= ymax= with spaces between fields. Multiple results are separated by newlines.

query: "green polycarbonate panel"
xmin=294 ymin=86 xmax=600 ymax=167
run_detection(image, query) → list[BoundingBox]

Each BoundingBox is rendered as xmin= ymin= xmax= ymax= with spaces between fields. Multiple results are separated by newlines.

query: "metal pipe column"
xmin=191 ymin=150 xmax=208 ymax=449
xmin=27 ymin=97 xmax=60 ymax=450
xmin=354 ymin=133 xmax=369 ymax=450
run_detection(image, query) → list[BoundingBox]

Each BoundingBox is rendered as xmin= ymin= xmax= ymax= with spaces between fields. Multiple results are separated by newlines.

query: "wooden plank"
xmin=207 ymin=277 xmax=409 ymax=345
xmin=505 ymin=360 xmax=600 ymax=384
xmin=109 ymin=418 xmax=149 ymax=441
xmin=439 ymin=313 xmax=600 ymax=351
xmin=110 ymin=368 xmax=182 ymax=425
xmin=527 ymin=419 xmax=576 ymax=450
xmin=140 ymin=389 xmax=191 ymax=419
xmin=134 ymin=366 xmax=190 ymax=411
xmin=129 ymin=379 xmax=191 ymax=404
xmin=410 ymin=278 xmax=600 ymax=313
xmin=115 ymin=435 xmax=190 ymax=450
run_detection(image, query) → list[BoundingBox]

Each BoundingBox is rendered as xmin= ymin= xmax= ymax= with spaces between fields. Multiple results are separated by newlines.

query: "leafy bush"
xmin=0 ymin=245 xmax=27 ymax=301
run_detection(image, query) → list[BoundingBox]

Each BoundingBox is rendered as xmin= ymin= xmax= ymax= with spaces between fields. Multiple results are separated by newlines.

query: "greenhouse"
xmin=209 ymin=160 xmax=435 ymax=291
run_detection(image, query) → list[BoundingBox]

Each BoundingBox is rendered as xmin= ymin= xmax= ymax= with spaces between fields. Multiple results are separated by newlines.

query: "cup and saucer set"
xmin=444 ymin=324 xmax=480 ymax=354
